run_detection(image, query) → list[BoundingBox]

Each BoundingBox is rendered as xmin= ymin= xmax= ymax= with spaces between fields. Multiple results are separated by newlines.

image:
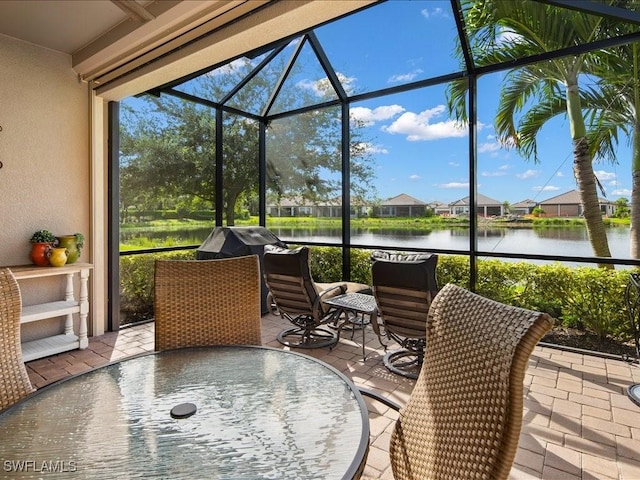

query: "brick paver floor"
xmin=25 ymin=313 xmax=640 ymax=479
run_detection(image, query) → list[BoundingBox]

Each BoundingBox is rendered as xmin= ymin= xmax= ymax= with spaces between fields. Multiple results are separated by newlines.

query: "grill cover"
xmin=196 ymin=227 xmax=287 ymax=314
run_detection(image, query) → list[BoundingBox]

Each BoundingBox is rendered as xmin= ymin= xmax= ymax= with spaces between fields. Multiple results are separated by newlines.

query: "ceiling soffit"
xmin=96 ymin=0 xmax=376 ymax=101
xmin=77 ymin=0 xmax=270 ymax=84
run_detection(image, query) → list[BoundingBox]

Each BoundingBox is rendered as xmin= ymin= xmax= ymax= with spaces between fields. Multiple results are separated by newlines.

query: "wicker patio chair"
xmin=263 ymin=245 xmax=369 ymax=348
xmin=154 ymin=255 xmax=262 ymax=351
xmin=624 ymin=272 xmax=640 ymax=361
xmin=370 ymin=251 xmax=439 ymax=378
xmin=360 ymin=283 xmax=553 ymax=480
xmin=0 ymin=268 xmax=35 ymax=411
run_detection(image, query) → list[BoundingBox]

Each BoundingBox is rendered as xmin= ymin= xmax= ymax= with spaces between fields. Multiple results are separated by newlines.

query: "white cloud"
xmin=556 ymin=171 xmax=564 ymax=177
xmin=595 ymin=170 xmax=617 ymax=182
xmin=497 ymin=27 xmax=523 ymax=45
xmin=351 ymin=142 xmax=388 ymax=155
xmin=336 ymin=72 xmax=357 ymax=94
xmin=382 ymin=105 xmax=467 ymax=141
xmin=481 ymin=170 xmax=507 ymax=177
xmin=421 ymin=7 xmax=446 ymax=18
xmin=612 ymin=188 xmax=632 ymax=196
xmin=410 ymin=174 xmax=421 ymax=180
xmin=350 ymin=105 xmax=405 ymax=127
xmin=516 ymin=169 xmax=539 ymax=179
xmin=208 ymin=57 xmax=252 ymax=76
xmin=388 ymin=69 xmax=423 ymax=83
xmin=438 ymin=182 xmax=469 ymax=189
xmin=499 ymin=164 xmax=510 ymax=170
xmin=449 ymin=161 xmax=460 ymax=167
xmin=478 ymin=141 xmax=500 ymax=153
xmin=532 ymin=185 xmax=560 ymax=192
xmin=297 ymin=72 xmax=358 ymax=97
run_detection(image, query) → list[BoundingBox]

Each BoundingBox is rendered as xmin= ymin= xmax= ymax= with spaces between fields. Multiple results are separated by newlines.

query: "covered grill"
xmin=196 ymin=226 xmax=287 ymax=314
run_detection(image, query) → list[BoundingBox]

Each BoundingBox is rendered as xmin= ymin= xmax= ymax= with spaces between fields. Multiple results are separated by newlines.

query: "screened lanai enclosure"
xmin=115 ymin=0 xmax=640 ymax=352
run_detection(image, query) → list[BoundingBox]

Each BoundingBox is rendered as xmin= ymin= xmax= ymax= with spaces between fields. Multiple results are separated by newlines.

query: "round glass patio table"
xmin=0 ymin=346 xmax=369 ymax=479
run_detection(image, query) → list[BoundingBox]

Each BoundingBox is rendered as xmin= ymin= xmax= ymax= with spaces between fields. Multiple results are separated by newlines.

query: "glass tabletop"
xmin=0 ymin=346 xmax=369 ymax=479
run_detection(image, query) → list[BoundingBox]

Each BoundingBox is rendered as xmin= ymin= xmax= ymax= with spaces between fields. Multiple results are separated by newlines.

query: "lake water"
xmin=121 ymin=225 xmax=634 ymax=262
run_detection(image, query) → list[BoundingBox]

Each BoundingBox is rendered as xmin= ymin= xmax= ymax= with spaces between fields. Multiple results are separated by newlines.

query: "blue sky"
xmin=313 ymin=1 xmax=633 ymax=206
xmin=123 ymin=0 xmax=633 ymax=208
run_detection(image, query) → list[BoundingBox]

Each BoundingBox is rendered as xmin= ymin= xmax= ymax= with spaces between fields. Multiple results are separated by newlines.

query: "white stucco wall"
xmin=0 ymin=34 xmax=91 ymax=339
xmin=0 ymin=34 xmax=89 ymax=264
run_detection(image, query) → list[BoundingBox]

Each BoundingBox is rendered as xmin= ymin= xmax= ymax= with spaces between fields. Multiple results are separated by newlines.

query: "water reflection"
xmin=120 ymin=225 xmax=632 ymax=259
xmin=532 ymin=228 xmax=589 ymax=241
xmin=120 ymin=227 xmax=215 ymax=245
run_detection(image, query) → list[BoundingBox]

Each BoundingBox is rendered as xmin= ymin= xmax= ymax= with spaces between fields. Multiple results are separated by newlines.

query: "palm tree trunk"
xmin=630 ymin=46 xmax=640 ymax=259
xmin=573 ymin=137 xmax=613 ymax=267
xmin=567 ymin=79 xmax=612 ymax=268
xmin=631 ymin=123 xmax=640 ymax=258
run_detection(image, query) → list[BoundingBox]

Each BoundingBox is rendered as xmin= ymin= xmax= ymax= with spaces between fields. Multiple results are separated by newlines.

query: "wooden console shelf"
xmin=8 ymin=263 xmax=93 ymax=362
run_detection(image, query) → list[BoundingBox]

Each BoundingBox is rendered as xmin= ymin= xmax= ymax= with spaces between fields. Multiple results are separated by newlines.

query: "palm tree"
xmin=582 ymin=39 xmax=640 ymax=257
xmin=447 ymin=0 xmax=613 ymax=265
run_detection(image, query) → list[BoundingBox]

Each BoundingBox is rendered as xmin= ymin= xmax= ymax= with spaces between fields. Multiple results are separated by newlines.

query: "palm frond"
xmin=494 ymin=68 xmax=546 ymax=151
xmin=446 ymin=78 xmax=470 ymax=122
xmin=517 ymin=92 xmax=567 ymax=161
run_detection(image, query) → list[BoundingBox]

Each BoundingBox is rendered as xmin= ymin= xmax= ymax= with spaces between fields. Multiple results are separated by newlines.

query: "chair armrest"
xmin=358 ymin=388 xmax=401 ymax=411
xmin=266 ymin=291 xmax=279 ymax=315
xmin=317 ymin=283 xmax=347 ymax=298
xmin=314 ymin=283 xmax=347 ymax=318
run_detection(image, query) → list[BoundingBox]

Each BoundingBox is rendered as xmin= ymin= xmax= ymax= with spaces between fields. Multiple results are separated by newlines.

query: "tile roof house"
xmin=267 ymin=196 xmax=342 ymax=217
xmin=511 ymin=199 xmax=537 ymax=215
xmin=449 ymin=193 xmax=504 ymax=217
xmin=538 ymin=190 xmax=615 ymax=217
xmin=266 ymin=195 xmax=368 ymax=218
xmin=372 ymin=194 xmax=426 ymax=218
xmin=427 ymin=201 xmax=451 ymax=216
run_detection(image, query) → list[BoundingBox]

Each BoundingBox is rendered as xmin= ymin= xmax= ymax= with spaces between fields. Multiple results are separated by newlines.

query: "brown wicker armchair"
xmin=154 ymin=255 xmax=262 ymax=351
xmin=263 ymin=245 xmax=369 ymax=348
xmin=360 ymin=283 xmax=553 ymax=480
xmin=370 ymin=251 xmax=438 ymax=378
xmin=0 ymin=268 xmax=34 ymax=411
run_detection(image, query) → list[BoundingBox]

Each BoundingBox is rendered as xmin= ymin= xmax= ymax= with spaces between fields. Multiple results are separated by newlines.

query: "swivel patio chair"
xmin=0 ymin=268 xmax=35 ymax=411
xmin=263 ymin=245 xmax=369 ymax=348
xmin=624 ymin=272 xmax=640 ymax=361
xmin=370 ymin=250 xmax=439 ymax=378
xmin=624 ymin=273 xmax=640 ymax=406
xmin=154 ymin=255 xmax=262 ymax=351
xmin=360 ymin=283 xmax=553 ymax=480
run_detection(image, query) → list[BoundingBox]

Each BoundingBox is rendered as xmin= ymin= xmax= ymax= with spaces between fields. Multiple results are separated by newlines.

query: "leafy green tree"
xmin=447 ymin=0 xmax=613 ymax=265
xmin=121 ymin=58 xmax=376 ymax=225
xmin=612 ymin=197 xmax=630 ymax=219
xmin=120 ymin=99 xmax=217 ymax=217
xmin=532 ymin=206 xmax=545 ymax=218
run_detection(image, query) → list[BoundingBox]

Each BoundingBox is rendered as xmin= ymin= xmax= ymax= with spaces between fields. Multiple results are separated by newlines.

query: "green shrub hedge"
xmin=119 ymin=250 xmax=196 ymax=323
xmin=119 ymin=247 xmax=636 ymax=344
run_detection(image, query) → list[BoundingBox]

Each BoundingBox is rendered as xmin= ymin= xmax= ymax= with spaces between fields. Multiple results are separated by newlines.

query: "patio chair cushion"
xmin=264 ymin=245 xmax=369 ymax=297
xmin=371 ymin=250 xmax=438 ymax=294
xmin=263 ymin=245 xmax=320 ymax=302
xmin=263 ymin=245 xmax=370 ymax=348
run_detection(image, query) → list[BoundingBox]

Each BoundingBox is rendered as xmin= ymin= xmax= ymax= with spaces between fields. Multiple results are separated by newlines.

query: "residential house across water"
xmin=267 ymin=190 xmax=618 ymax=219
xmin=538 ymin=189 xmax=616 ymax=217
